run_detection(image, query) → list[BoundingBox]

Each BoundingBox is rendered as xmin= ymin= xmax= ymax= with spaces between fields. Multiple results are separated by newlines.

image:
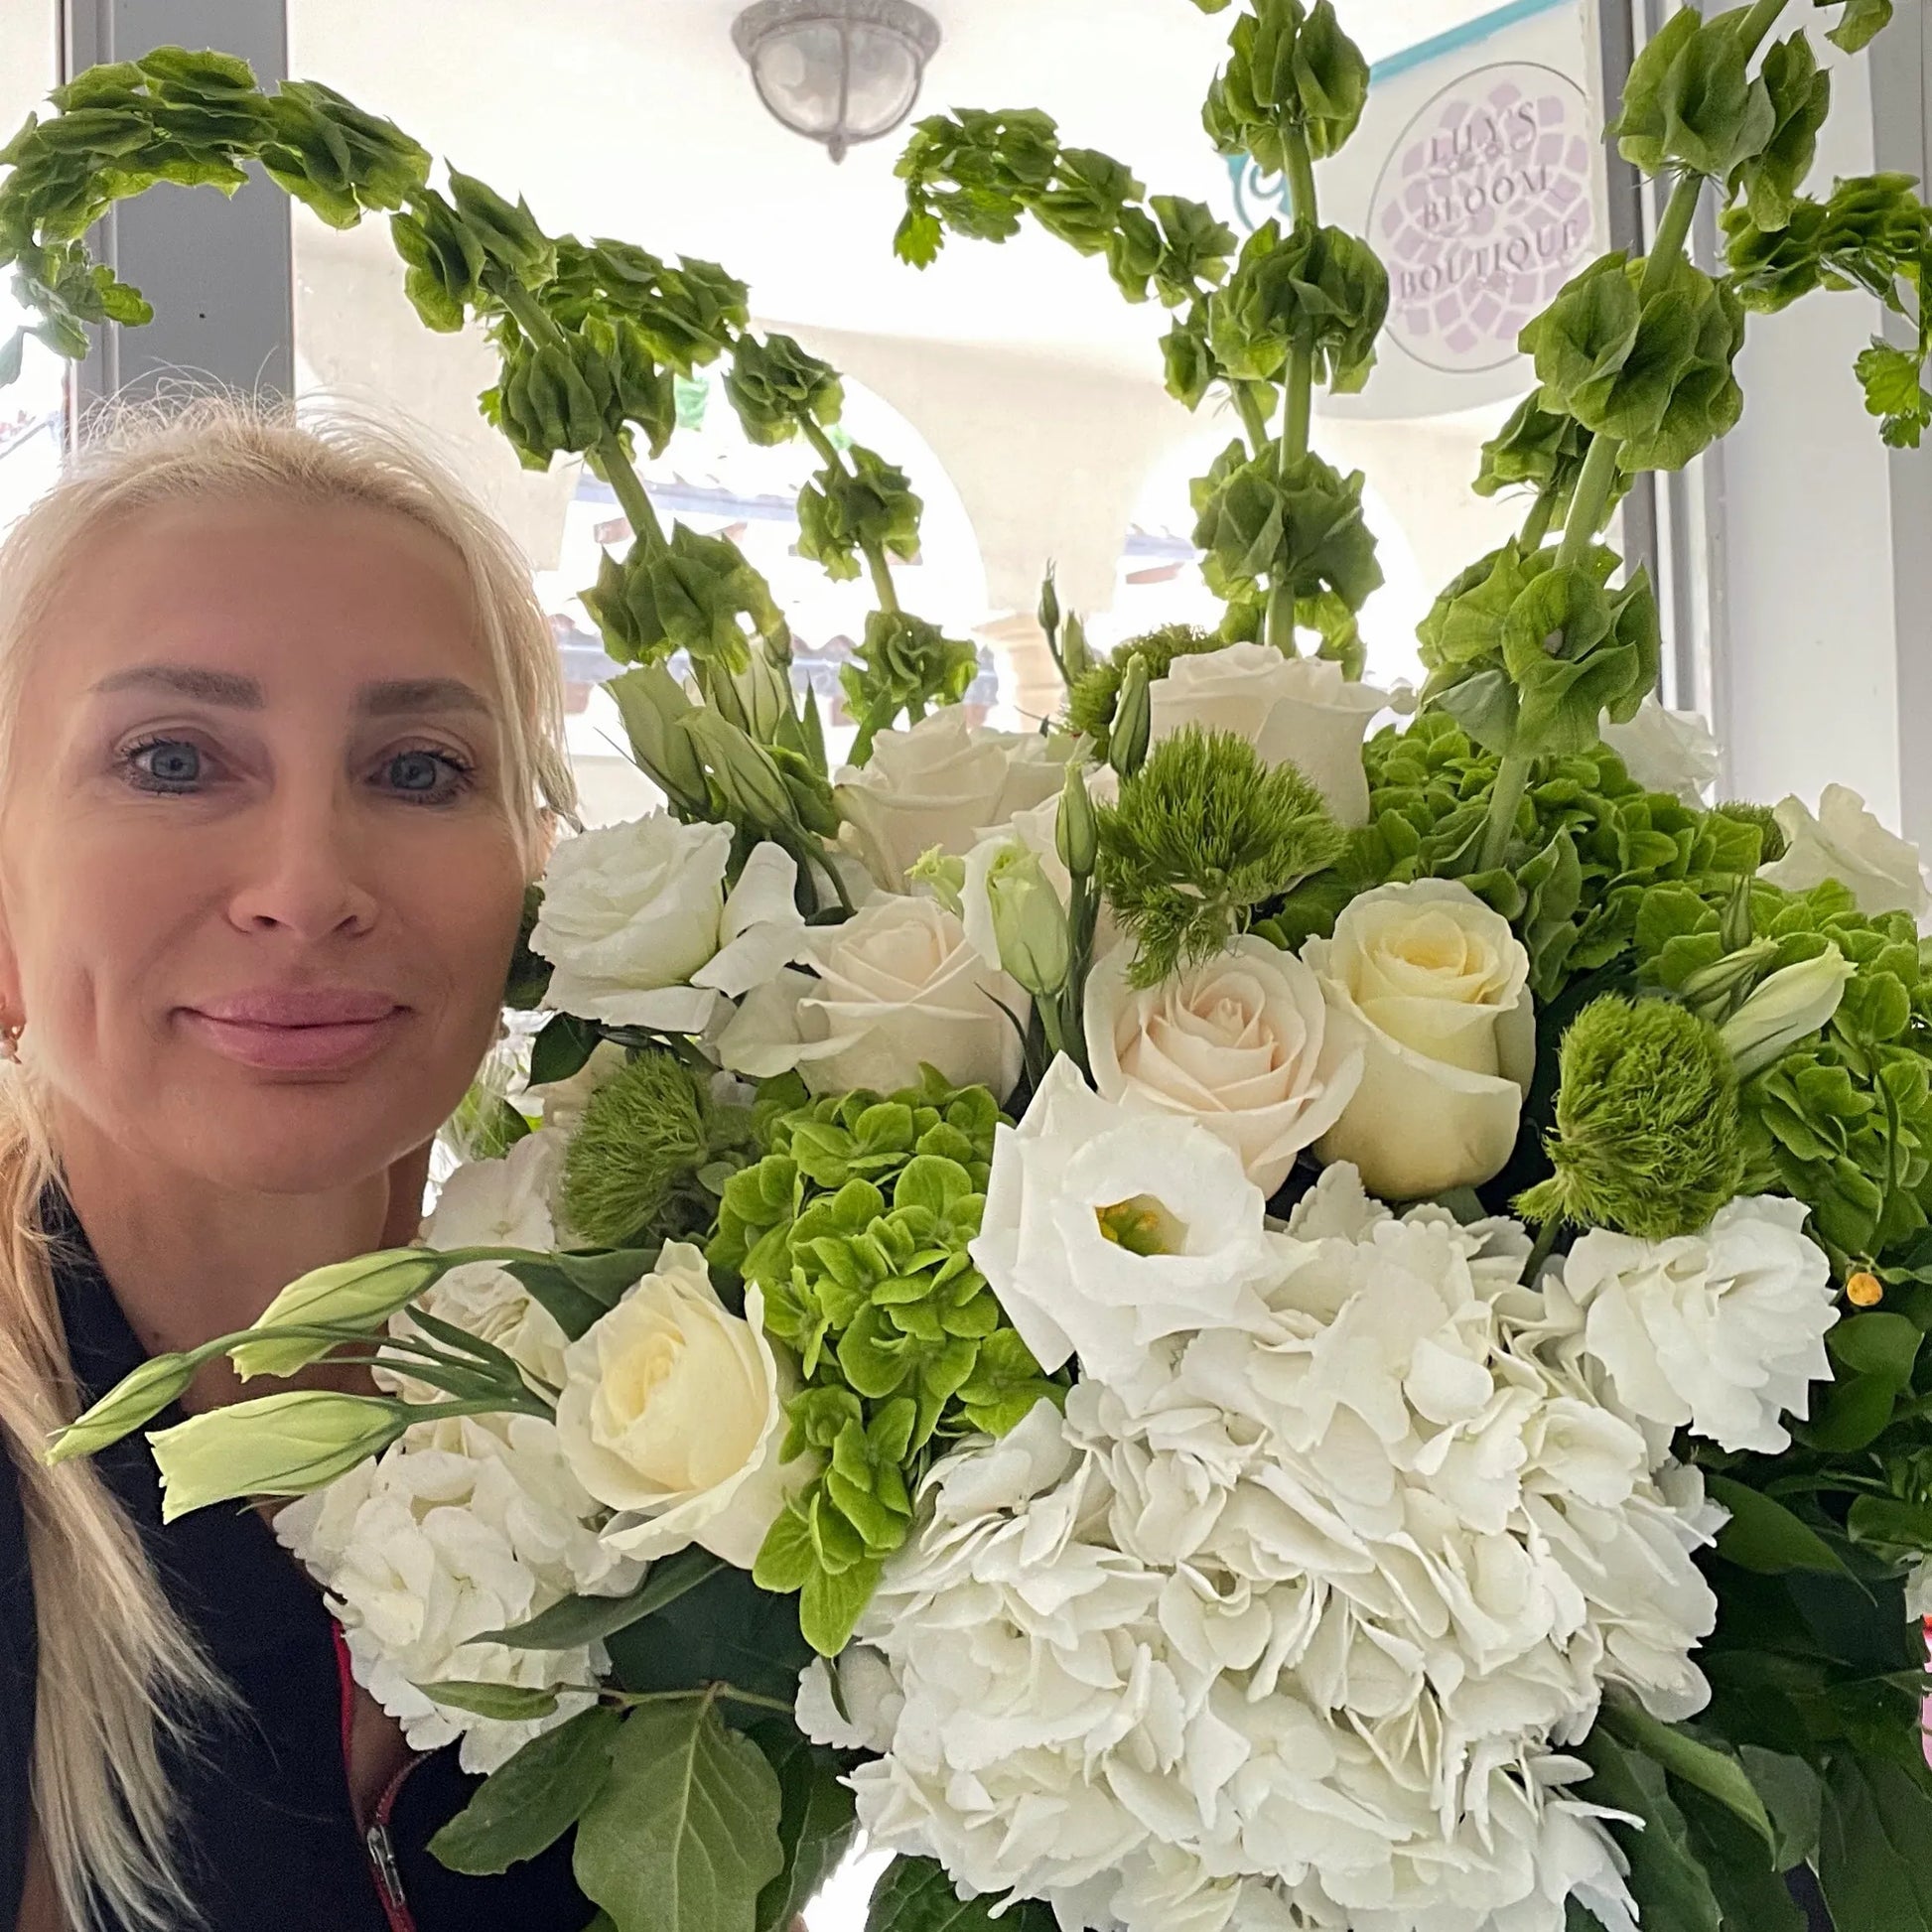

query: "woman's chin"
xmin=170 ymin=1080 xmax=451 ymax=1200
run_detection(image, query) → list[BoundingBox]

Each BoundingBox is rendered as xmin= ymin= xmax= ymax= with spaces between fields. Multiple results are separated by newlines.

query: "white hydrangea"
xmin=1559 ymin=1194 xmax=1838 ymax=1454
xmin=276 ymin=1413 xmax=644 ymax=1773
xmin=806 ymin=1167 xmax=1722 ymax=1932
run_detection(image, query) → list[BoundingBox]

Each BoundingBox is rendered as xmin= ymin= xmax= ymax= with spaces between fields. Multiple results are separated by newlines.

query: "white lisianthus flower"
xmin=554 ymin=1242 xmax=801 ymax=1566
xmin=719 ymin=895 xmax=1026 ymax=1099
xmin=1083 ymin=937 xmax=1364 ymax=1195
xmin=1562 ymin=1194 xmax=1838 ymax=1453
xmin=1305 ymin=879 xmax=1535 ymax=1199
xmin=531 ymin=818 xmax=806 ymax=1030
xmin=275 ymin=1414 xmax=643 ymax=1773
xmin=1147 ymin=643 xmax=1387 ymax=828
xmin=1760 ymin=782 xmax=1931 ymax=919
xmin=1599 ymin=696 xmax=1722 ymax=803
xmin=835 ymin=709 xmax=1067 ymax=893
xmin=968 ymin=1055 xmax=1277 ymax=1381
xmin=831 ymin=1172 xmax=1715 ymax=1932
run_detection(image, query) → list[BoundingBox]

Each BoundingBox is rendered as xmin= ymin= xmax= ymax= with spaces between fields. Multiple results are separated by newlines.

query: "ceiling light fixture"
xmin=732 ymin=0 xmax=943 ymax=165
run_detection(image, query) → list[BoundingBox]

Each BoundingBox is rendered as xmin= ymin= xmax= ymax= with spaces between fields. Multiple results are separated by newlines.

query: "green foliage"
xmin=561 ymin=1049 xmax=755 ymax=1248
xmin=1206 ymin=218 xmax=1389 ymax=393
xmin=1098 ymin=726 xmax=1346 ymax=986
xmin=581 ymin=524 xmax=787 ymax=671
xmin=1064 ymin=622 xmax=1224 ymax=756
xmin=865 ymin=1857 xmax=1058 ymax=1932
xmin=840 ymin=610 xmax=980 ymax=743
xmin=1724 ymin=173 xmax=1931 ymax=313
xmin=707 ymin=1071 xmax=1059 ymax=1654
xmin=1416 ymin=539 xmax=1661 ymax=760
xmin=1199 ymin=0 xmax=1372 ymax=169
xmin=724 ymin=332 xmax=844 ymax=445
xmin=1733 ymin=32 xmax=1830 ymax=230
xmin=1818 ymin=0 xmax=1894 ymax=55
xmin=574 ymin=1695 xmax=784 ymax=1932
xmin=1472 ymin=395 xmax=1630 ymax=532
xmin=1521 ymin=251 xmax=1746 ymax=471
xmin=796 ymin=447 xmax=923 ymax=583
xmin=1637 ymin=879 xmax=1932 ymax=1267
xmin=753 ymin=1727 xmax=859 ymax=1932
xmin=1609 ymin=5 xmax=1776 ymax=183
xmin=1518 ymin=995 xmax=1743 ymax=1238
xmin=1190 ymin=442 xmax=1384 ymax=610
xmin=430 ymin=1706 xmax=621 ymax=1875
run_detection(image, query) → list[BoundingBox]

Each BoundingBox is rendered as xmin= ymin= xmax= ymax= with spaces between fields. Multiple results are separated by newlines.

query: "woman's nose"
xmin=223 ymin=787 xmax=382 ymax=940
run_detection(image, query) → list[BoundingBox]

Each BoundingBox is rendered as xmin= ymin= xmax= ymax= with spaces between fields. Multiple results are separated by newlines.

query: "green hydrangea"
xmin=706 ymin=1068 xmax=1063 ymax=1654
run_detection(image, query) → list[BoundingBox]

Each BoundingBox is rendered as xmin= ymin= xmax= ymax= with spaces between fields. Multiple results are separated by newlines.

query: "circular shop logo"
xmin=1369 ymin=63 xmax=1596 ymax=376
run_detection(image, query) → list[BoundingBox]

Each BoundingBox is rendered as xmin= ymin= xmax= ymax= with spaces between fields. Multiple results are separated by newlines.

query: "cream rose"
xmin=1760 ymin=782 xmax=1931 ymax=919
xmin=835 ymin=710 xmax=1068 ymax=893
xmin=1083 ymin=936 xmax=1364 ymax=1195
xmin=1148 ymin=643 xmax=1387 ymax=827
xmin=531 ymin=819 xmax=807 ymax=1031
xmin=555 ymin=1243 xmax=795 ymax=1567
xmin=1304 ymin=879 xmax=1534 ymax=1199
xmin=718 ymin=895 xmax=1026 ymax=1099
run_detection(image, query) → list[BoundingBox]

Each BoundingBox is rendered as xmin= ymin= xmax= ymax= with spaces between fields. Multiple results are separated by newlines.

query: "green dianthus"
xmin=1065 ymin=623 xmax=1223 ymax=756
xmin=1097 ymin=726 xmax=1348 ymax=987
xmin=1517 ymin=994 xmax=1743 ymax=1240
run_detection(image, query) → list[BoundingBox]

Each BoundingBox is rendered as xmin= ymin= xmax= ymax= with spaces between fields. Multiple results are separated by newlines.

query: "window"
xmin=0 ymin=2 xmax=65 ymax=539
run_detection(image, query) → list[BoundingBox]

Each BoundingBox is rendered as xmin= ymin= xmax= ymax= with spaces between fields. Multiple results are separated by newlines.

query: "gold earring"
xmin=0 ymin=1019 xmax=23 ymax=1062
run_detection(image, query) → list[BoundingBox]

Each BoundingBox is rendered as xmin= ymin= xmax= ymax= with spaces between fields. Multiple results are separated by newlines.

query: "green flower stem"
xmin=1555 ymin=431 xmax=1624 ymax=569
xmin=487 ymin=271 xmax=669 ymax=557
xmin=1479 ymin=752 xmax=1533 ymax=871
xmin=605 ymin=1683 xmax=795 ymax=1717
xmin=1525 ymin=1214 xmax=1561 ymax=1281
xmin=1267 ymin=124 xmax=1320 ymax=652
xmin=1520 ymin=481 xmax=1561 ymax=550
xmin=799 ymin=833 xmax=856 ymax=915
xmin=1235 ymin=382 xmax=1274 ymax=459
xmin=1282 ymin=126 xmax=1318 ymax=235
xmin=800 ymin=418 xmax=902 ymax=615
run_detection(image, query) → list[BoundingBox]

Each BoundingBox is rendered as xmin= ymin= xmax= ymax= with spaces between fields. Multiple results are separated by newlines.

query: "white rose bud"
xmin=1084 ymin=937 xmax=1364 ymax=1194
xmin=1720 ymin=945 xmax=1856 ymax=1079
xmin=1760 ymin=783 xmax=1931 ymax=919
xmin=149 ymin=1392 xmax=408 ymax=1521
xmin=720 ymin=895 xmax=1026 ymax=1099
xmin=1148 ymin=643 xmax=1387 ymax=827
xmin=555 ymin=1243 xmax=798 ymax=1566
xmin=1304 ymin=878 xmax=1535 ymax=1199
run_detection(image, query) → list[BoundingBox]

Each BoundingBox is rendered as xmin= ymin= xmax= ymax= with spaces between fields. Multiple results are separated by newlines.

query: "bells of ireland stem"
xmin=230 ymin=1249 xmax=445 ymax=1380
xmin=985 ymin=845 xmax=1072 ymax=999
xmin=148 ymin=1392 xmax=410 ymax=1522
xmin=1110 ymin=655 xmax=1153 ymax=780
xmin=1721 ymin=944 xmax=1857 ymax=1080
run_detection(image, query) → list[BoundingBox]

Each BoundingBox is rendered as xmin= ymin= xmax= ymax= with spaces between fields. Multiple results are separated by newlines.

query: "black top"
xmin=0 ymin=1188 xmax=594 ymax=1931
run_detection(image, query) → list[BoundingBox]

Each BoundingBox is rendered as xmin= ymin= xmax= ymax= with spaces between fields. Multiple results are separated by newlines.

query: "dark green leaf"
xmin=753 ymin=1728 xmax=859 ymax=1932
xmin=1581 ymin=1730 xmax=1724 ymax=1932
xmin=1739 ymin=1746 xmax=1824 ymax=1869
xmin=415 ymin=1679 xmax=567 ymax=1721
xmin=864 ymin=1855 xmax=1056 ymax=1932
xmin=1817 ymin=1755 xmax=1932 ymax=1928
xmin=1601 ymin=1697 xmax=1774 ymax=1854
xmin=477 ymin=1549 xmax=727 ymax=1650
xmin=430 ymin=1706 xmax=621 ymax=1875
xmin=1707 ymin=1475 xmax=1852 ymax=1575
xmin=604 ymin=1561 xmax=814 ymax=1712
xmin=530 ymin=1010 xmax=600 ymax=1085
xmin=575 ymin=1697 xmax=785 ymax=1932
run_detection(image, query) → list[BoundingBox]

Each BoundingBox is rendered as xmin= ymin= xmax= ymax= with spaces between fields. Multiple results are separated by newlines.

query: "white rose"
xmin=968 ymin=1053 xmax=1277 ymax=1382
xmin=1599 ymin=696 xmax=1722 ymax=804
xmin=836 ymin=710 xmax=1067 ymax=893
xmin=719 ymin=896 xmax=1026 ymax=1099
xmin=1084 ymin=937 xmax=1364 ymax=1195
xmin=1148 ymin=643 xmax=1387 ymax=828
xmin=1760 ymin=782 xmax=1931 ymax=919
xmin=532 ymin=818 xmax=806 ymax=1030
xmin=1562 ymin=1194 xmax=1838 ymax=1453
xmin=554 ymin=1242 xmax=797 ymax=1566
xmin=1304 ymin=879 xmax=1535 ymax=1200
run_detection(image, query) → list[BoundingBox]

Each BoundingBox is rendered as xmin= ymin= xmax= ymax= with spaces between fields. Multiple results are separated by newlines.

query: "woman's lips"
xmin=177 ymin=1008 xmax=408 ymax=1071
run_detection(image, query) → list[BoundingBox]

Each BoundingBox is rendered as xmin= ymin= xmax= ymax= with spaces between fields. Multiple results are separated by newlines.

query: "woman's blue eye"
xmin=388 ymin=751 xmax=445 ymax=792
xmin=127 ymin=739 xmax=202 ymax=787
xmin=383 ymin=748 xmax=476 ymax=804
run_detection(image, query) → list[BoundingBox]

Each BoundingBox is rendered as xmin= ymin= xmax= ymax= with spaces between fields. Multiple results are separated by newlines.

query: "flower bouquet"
xmin=14 ymin=0 xmax=1932 ymax=1926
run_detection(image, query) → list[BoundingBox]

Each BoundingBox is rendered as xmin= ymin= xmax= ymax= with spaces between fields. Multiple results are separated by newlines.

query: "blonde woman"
xmin=0 ymin=393 xmax=598 ymax=1931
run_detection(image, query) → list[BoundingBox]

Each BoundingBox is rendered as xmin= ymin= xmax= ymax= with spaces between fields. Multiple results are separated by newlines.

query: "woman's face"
xmin=0 ymin=495 xmax=529 ymax=1196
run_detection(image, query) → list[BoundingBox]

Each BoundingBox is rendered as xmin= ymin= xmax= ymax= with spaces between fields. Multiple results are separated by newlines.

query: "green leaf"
xmin=1817 ymin=1755 xmax=1932 ymax=1928
xmin=575 ymin=1697 xmax=785 ymax=1932
xmin=478 ymin=1549 xmax=727 ymax=1650
xmin=429 ymin=1706 xmax=621 ymax=1875
xmin=1821 ymin=0 xmax=1893 ymax=54
xmin=753 ymin=1729 xmax=859 ymax=1932
xmin=603 ymin=1562 xmax=814 ymax=1711
xmin=530 ymin=1010 xmax=600 ymax=1085
xmin=1600 ymin=1697 xmax=1775 ymax=1854
xmin=1738 ymin=1746 xmax=1824 ymax=1869
xmin=415 ymin=1679 xmax=568 ymax=1721
xmin=1707 ymin=1474 xmax=1851 ymax=1575
xmin=864 ymin=1855 xmax=1057 ymax=1932
xmin=1676 ymin=1785 xmax=1807 ymax=1932
xmin=1581 ymin=1730 xmax=1724 ymax=1932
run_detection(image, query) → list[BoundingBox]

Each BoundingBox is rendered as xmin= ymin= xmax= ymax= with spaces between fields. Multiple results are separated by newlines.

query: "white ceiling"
xmin=291 ymin=0 xmax=1505 ymax=375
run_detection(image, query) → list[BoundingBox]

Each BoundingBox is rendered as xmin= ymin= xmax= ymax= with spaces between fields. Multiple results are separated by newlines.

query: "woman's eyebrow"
xmin=87 ymin=665 xmax=491 ymax=717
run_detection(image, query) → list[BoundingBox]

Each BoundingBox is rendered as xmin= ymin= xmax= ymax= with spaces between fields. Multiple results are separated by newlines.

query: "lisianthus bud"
xmin=1037 ymin=562 xmax=1061 ymax=639
xmin=703 ymin=646 xmax=789 ymax=745
xmin=1721 ymin=944 xmax=1856 ymax=1080
xmin=1055 ymin=759 xmax=1098 ymax=878
xmin=47 ymin=1351 xmax=199 ymax=1465
xmin=148 ymin=1392 xmax=408 ymax=1522
xmin=908 ymin=845 xmax=967 ymax=915
xmin=605 ymin=663 xmax=708 ymax=810
xmin=1675 ymin=937 xmax=1779 ymax=1024
xmin=985 ymin=846 xmax=1072 ymax=998
xmin=682 ymin=712 xmax=794 ymax=833
xmin=1110 ymin=655 xmax=1152 ymax=779
xmin=1061 ymin=610 xmax=1092 ymax=682
xmin=230 ymin=1250 xmax=444 ymax=1380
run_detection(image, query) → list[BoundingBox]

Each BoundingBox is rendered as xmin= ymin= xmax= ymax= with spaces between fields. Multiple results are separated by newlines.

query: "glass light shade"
xmin=733 ymin=1 xmax=941 ymax=163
